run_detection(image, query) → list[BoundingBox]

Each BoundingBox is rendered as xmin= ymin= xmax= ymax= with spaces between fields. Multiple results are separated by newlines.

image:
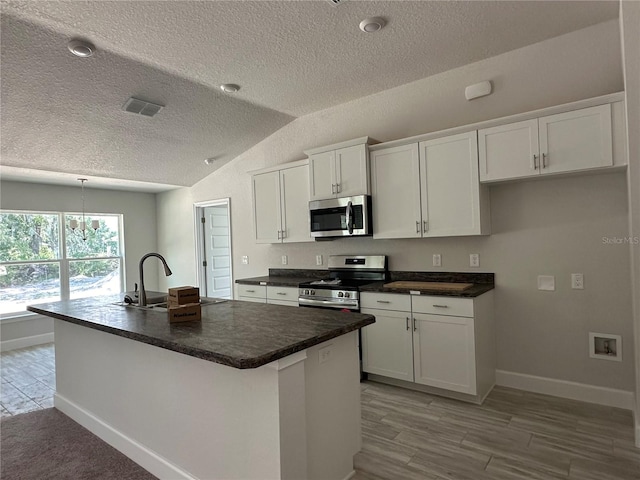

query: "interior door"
xmin=202 ymin=204 xmax=232 ymax=299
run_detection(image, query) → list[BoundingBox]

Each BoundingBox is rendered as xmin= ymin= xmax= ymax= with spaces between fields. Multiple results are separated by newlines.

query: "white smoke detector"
xmin=465 ymin=81 xmax=493 ymax=101
xmin=67 ymin=39 xmax=96 ymax=57
xmin=359 ymin=17 xmax=385 ymax=33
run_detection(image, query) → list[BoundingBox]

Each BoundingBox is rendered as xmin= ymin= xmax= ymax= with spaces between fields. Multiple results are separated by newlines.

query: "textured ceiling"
xmin=0 ymin=1 xmax=619 ymax=190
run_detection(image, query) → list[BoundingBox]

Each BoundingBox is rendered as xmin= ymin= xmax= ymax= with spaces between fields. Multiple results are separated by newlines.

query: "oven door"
xmin=298 ymin=296 xmax=359 ymax=311
xmin=309 ymin=195 xmax=371 ymax=238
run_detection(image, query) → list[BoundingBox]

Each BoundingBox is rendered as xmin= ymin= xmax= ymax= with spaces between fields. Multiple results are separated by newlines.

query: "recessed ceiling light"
xmin=359 ymin=17 xmax=385 ymax=33
xmin=220 ymin=84 xmax=240 ymax=93
xmin=67 ymin=39 xmax=96 ymax=57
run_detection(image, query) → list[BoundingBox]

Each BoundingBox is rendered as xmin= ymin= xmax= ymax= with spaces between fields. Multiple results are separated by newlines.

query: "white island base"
xmin=53 ymin=320 xmax=362 ymax=480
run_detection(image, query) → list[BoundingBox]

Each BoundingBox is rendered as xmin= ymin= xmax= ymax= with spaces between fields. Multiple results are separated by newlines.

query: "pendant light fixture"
xmin=69 ymin=178 xmax=99 ymax=241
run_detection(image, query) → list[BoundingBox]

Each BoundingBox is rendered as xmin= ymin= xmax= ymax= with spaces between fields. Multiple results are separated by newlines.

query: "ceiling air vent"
xmin=122 ymin=97 xmax=164 ymax=117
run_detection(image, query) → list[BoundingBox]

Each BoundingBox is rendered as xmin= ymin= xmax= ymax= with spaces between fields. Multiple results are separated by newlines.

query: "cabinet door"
xmin=420 ymin=131 xmax=483 ymax=237
xmin=266 ymin=286 xmax=299 ymax=303
xmin=280 ymin=165 xmax=312 ymax=243
xmin=252 ymin=171 xmax=281 ymax=243
xmin=335 ymin=144 xmax=369 ymax=197
xmin=371 ymin=144 xmax=422 ymax=239
xmin=478 ymin=119 xmax=540 ymax=182
xmin=309 ymin=150 xmax=336 ymax=200
xmin=361 ymin=308 xmax=414 ymax=382
xmin=412 ymin=313 xmax=476 ymax=395
xmin=539 ymin=104 xmax=613 ymax=175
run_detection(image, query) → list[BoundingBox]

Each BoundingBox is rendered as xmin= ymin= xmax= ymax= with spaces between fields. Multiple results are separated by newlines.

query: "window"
xmin=0 ymin=211 xmax=124 ymax=316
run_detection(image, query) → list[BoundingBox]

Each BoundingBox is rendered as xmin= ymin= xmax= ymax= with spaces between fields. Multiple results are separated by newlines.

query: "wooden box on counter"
xmin=168 ymin=286 xmax=200 ymax=306
xmin=168 ymin=303 xmax=201 ymax=323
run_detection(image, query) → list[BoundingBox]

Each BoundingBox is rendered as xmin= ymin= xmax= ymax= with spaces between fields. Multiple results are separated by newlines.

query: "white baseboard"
xmin=0 ymin=332 xmax=54 ymax=352
xmin=54 ymin=393 xmax=197 ymax=480
xmin=496 ymin=370 xmax=634 ymax=410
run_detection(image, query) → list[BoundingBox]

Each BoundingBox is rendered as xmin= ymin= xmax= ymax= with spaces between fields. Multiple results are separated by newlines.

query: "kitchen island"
xmin=27 ymin=296 xmax=375 ymax=480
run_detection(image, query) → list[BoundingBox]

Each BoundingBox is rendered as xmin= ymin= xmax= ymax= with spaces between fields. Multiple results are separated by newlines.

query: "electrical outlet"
xmin=470 ymin=254 xmax=480 ymax=267
xmin=571 ymin=273 xmax=584 ymax=289
xmin=241 ymin=256 xmax=248 ymax=265
xmin=316 ymin=255 xmax=323 ymax=266
xmin=281 ymin=255 xmax=288 ymax=265
xmin=319 ymin=344 xmax=333 ymax=364
xmin=432 ymin=254 xmax=442 ymax=267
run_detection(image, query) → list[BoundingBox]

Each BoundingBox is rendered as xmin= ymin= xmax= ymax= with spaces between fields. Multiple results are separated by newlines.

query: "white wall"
xmin=157 ymin=20 xmax=635 ymax=392
xmin=0 ymin=180 xmax=158 ymax=345
xmin=619 ymin=0 xmax=640 ymax=442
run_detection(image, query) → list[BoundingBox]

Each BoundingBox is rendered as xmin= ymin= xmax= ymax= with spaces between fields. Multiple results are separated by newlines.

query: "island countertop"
xmin=27 ymin=296 xmax=374 ymax=369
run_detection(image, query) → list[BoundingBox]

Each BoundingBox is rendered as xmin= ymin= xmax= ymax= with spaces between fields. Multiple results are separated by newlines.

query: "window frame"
xmin=0 ymin=209 xmax=125 ymax=319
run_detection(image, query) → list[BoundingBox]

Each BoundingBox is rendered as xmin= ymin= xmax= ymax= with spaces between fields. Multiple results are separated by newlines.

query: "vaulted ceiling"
xmin=0 ymin=1 xmax=619 ymax=191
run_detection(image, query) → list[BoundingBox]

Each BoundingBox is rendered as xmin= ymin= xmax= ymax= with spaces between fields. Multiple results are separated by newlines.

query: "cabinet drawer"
xmin=237 ymin=284 xmax=266 ymax=299
xmin=267 ymin=286 xmax=298 ymax=302
xmin=411 ymin=295 xmax=473 ymax=317
xmin=361 ymin=292 xmax=411 ymax=311
xmin=267 ymin=299 xmax=299 ymax=307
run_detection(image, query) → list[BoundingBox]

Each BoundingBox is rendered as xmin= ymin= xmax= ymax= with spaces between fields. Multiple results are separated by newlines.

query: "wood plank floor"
xmin=2 ymin=344 xmax=638 ymax=479
xmin=355 ymin=381 xmax=639 ymax=480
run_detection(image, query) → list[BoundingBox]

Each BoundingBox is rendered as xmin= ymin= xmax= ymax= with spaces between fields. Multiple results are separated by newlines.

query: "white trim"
xmin=0 ymin=332 xmax=54 ymax=352
xmin=54 ymin=393 xmax=198 ymax=480
xmin=341 ymin=470 xmax=356 ymax=480
xmin=369 ymin=92 xmax=625 ymax=151
xmin=248 ymin=157 xmax=309 ymax=175
xmin=0 ymin=312 xmax=40 ymax=324
xmin=303 ymin=136 xmax=373 ymax=156
xmin=495 ymin=370 xmax=634 ymax=410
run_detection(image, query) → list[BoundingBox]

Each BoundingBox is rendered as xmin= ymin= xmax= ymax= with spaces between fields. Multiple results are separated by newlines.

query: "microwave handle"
xmin=346 ymin=200 xmax=353 ymax=235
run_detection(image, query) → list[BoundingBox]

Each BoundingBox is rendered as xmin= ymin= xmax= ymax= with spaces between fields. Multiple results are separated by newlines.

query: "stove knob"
xmin=310 ymin=290 xmax=315 ymax=296
xmin=338 ymin=292 xmax=344 ymax=298
xmin=344 ymin=292 xmax=351 ymax=298
xmin=304 ymin=289 xmax=310 ymax=295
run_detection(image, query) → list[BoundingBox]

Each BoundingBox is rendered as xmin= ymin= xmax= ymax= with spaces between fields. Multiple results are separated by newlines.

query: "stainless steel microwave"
xmin=309 ymin=195 xmax=372 ymax=238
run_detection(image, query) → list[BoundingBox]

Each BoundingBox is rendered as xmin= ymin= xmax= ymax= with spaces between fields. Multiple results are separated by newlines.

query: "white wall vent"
xmin=122 ymin=97 xmax=164 ymax=117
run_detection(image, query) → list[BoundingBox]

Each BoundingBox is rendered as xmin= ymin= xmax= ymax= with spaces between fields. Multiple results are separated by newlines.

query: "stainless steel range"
xmin=298 ymin=255 xmax=388 ymax=311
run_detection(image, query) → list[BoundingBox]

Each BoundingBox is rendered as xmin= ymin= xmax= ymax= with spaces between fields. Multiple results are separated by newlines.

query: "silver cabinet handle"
xmin=281 ymin=229 xmax=286 ymax=239
xmin=376 ymin=300 xmax=390 ymax=303
xmin=433 ymin=304 xmax=449 ymax=308
xmin=277 ymin=230 xmax=281 ymax=240
xmin=336 ymin=183 xmax=341 ymax=194
xmin=423 ymin=220 xmax=428 ymax=233
xmin=416 ymin=221 xmax=421 ymax=233
xmin=413 ymin=317 xmax=417 ymax=331
xmin=533 ymin=154 xmax=539 ymax=170
xmin=406 ymin=317 xmax=410 ymax=331
xmin=542 ymin=153 xmax=548 ymax=168
xmin=331 ymin=184 xmax=336 ymax=194
xmin=277 ymin=292 xmax=287 ymax=296
xmin=246 ymin=289 xmax=255 ymax=293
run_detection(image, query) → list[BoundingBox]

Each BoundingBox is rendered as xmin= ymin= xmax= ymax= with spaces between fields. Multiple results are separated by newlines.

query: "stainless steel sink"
xmin=112 ymin=297 xmax=227 ymax=312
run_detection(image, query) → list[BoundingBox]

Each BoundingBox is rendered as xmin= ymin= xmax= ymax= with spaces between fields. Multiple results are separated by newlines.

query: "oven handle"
xmin=346 ymin=200 xmax=353 ymax=235
xmin=298 ymin=297 xmax=359 ymax=309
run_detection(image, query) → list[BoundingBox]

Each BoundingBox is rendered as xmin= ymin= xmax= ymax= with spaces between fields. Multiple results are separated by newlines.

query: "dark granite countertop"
xmin=236 ymin=268 xmax=328 ymax=287
xmin=359 ymin=282 xmax=494 ymax=297
xmin=27 ymin=295 xmax=374 ymax=370
xmin=360 ymin=271 xmax=494 ymax=297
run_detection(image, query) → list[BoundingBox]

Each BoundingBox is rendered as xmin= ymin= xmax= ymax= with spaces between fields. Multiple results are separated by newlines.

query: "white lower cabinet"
xmin=361 ymin=291 xmax=495 ymax=401
xmin=266 ymin=286 xmax=299 ymax=307
xmin=237 ymin=285 xmax=299 ymax=306
xmin=237 ymin=284 xmax=267 ymax=303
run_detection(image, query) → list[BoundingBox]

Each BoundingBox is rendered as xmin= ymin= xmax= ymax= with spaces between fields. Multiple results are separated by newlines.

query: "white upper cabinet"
xmin=479 ymin=103 xmax=614 ymax=182
xmin=372 ymin=132 xmax=489 ymax=239
xmin=306 ymin=138 xmax=371 ymax=201
xmin=419 ymin=132 xmax=487 ymax=237
xmin=370 ymin=143 xmax=422 ymax=239
xmin=252 ymin=163 xmax=312 ymax=244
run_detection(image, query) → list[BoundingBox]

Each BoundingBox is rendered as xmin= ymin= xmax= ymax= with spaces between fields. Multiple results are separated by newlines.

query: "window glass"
xmin=0 ymin=263 xmax=61 ymax=314
xmin=69 ymin=259 xmax=121 ymax=299
xmin=65 ymin=214 xmax=121 ymax=258
xmin=0 ymin=213 xmax=60 ymax=261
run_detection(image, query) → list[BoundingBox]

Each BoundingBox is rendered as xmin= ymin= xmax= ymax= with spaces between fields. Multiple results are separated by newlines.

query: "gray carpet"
xmin=1 ymin=408 xmax=158 ymax=479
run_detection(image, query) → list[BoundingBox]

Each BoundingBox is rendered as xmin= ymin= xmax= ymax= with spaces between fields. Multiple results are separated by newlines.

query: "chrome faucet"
xmin=138 ymin=253 xmax=173 ymax=307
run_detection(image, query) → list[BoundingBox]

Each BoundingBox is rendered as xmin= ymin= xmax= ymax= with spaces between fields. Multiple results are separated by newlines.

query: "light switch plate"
xmin=433 ymin=254 xmax=442 ymax=267
xmin=281 ymin=255 xmax=288 ymax=265
xmin=538 ymin=275 xmax=555 ymax=291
